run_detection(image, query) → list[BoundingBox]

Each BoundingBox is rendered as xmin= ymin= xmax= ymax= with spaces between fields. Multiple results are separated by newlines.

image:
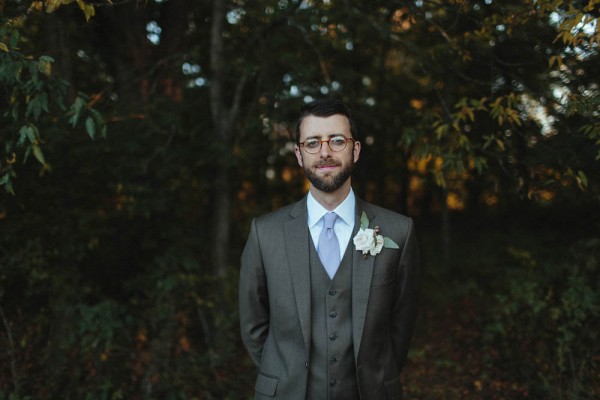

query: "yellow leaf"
xmin=28 ymin=1 xmax=44 ymax=12
xmin=45 ymin=0 xmax=63 ymax=13
xmin=434 ymin=171 xmax=446 ymax=188
xmin=410 ymin=98 xmax=424 ymax=110
xmin=0 ymin=42 xmax=8 ymax=52
xmin=83 ymin=4 xmax=95 ymax=20
xmin=76 ymin=0 xmax=95 ymax=21
xmin=496 ymin=139 xmax=505 ymax=151
xmin=6 ymin=152 xmax=16 ymax=165
xmin=39 ymin=57 xmax=53 ymax=76
xmin=41 ymin=63 xmax=51 ymax=76
xmin=32 ymin=144 xmax=47 ymax=166
xmin=550 ymin=55 xmax=564 ymax=69
xmin=466 ymin=108 xmax=474 ymax=121
xmin=577 ymin=170 xmax=588 ymax=189
xmin=435 ymin=124 xmax=447 ymax=139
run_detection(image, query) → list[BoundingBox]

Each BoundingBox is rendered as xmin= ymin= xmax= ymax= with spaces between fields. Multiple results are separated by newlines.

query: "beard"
xmin=302 ymin=155 xmax=355 ymax=193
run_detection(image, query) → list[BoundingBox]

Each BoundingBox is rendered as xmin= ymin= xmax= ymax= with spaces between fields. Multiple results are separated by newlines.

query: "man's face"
xmin=294 ymin=114 xmax=361 ymax=193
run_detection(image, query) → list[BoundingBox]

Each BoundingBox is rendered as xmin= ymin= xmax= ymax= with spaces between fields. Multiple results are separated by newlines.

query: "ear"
xmin=295 ymin=145 xmax=304 ymax=167
xmin=353 ymin=140 xmax=361 ymax=163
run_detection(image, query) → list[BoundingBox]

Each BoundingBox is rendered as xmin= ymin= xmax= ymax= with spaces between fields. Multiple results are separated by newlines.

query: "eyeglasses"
xmin=299 ymin=136 xmax=355 ymax=154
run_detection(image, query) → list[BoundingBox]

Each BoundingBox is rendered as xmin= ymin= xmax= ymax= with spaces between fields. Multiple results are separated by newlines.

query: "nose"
xmin=319 ymin=140 xmax=332 ymax=158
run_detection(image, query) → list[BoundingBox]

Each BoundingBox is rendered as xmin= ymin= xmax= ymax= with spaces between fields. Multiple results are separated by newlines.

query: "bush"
xmin=483 ymin=238 xmax=600 ymax=399
xmin=0 ymin=241 xmax=252 ymax=399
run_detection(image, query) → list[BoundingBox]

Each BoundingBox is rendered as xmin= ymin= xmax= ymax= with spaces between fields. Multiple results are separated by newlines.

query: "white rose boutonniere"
xmin=353 ymin=211 xmax=399 ymax=258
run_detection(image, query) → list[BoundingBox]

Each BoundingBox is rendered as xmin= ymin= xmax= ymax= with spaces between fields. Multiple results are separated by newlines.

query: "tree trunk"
xmin=208 ymin=0 xmax=247 ymax=277
xmin=211 ymin=166 xmax=231 ymax=277
xmin=95 ymin=2 xmax=150 ymax=110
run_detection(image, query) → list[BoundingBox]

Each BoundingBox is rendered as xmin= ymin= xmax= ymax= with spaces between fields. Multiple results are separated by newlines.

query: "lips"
xmin=316 ymin=165 xmax=339 ymax=172
xmin=316 ymin=161 xmax=341 ymax=169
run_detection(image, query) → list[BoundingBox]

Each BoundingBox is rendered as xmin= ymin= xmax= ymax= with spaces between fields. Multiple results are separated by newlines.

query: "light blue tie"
xmin=318 ymin=212 xmax=340 ymax=279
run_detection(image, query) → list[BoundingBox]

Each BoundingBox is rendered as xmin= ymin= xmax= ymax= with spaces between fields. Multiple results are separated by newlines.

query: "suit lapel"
xmin=284 ymin=197 xmax=312 ymax=356
xmin=352 ymin=199 xmax=375 ymax=360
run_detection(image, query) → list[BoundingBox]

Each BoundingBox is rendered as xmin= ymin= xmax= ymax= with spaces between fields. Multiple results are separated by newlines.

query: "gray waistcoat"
xmin=307 ymin=239 xmax=359 ymax=400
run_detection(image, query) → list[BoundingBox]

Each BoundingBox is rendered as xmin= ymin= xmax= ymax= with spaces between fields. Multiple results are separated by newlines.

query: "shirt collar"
xmin=307 ymin=189 xmax=356 ymax=228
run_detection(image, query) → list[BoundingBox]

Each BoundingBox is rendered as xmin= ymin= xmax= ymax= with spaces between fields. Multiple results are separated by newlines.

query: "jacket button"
xmin=329 ymin=289 xmax=337 ymax=295
xmin=329 ymin=379 xmax=337 ymax=386
xmin=329 ymin=334 xmax=337 ymax=341
xmin=329 ymin=357 xmax=337 ymax=364
xmin=329 ymin=311 xmax=337 ymax=318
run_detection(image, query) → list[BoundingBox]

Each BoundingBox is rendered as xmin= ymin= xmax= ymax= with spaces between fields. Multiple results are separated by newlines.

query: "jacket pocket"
xmin=255 ymin=372 xmax=278 ymax=397
xmin=383 ymin=375 xmax=403 ymax=400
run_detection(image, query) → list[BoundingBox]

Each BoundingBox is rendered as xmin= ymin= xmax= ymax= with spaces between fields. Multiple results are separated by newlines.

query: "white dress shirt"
xmin=307 ymin=189 xmax=356 ymax=260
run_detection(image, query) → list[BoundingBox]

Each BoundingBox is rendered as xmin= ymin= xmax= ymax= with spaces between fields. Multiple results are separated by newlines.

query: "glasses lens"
xmin=329 ymin=137 xmax=348 ymax=152
xmin=303 ymin=139 xmax=321 ymax=153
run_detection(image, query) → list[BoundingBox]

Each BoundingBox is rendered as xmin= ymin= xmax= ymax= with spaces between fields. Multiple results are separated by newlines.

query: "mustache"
xmin=314 ymin=160 xmax=341 ymax=167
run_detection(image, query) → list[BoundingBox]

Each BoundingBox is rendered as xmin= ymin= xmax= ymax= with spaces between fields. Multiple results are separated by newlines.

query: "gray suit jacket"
xmin=239 ymin=196 xmax=420 ymax=400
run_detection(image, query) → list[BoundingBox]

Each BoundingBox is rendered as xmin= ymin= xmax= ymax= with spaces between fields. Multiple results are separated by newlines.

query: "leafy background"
xmin=0 ymin=1 xmax=598 ymax=399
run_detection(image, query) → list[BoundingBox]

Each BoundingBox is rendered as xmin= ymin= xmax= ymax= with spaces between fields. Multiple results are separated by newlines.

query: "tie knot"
xmin=323 ymin=212 xmax=338 ymax=229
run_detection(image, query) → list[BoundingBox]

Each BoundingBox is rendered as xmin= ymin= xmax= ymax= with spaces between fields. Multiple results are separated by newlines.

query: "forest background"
xmin=1 ymin=0 xmax=599 ymax=399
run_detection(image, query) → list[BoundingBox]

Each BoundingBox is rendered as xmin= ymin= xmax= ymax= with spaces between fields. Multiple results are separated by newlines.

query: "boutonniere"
xmin=353 ymin=211 xmax=399 ymax=258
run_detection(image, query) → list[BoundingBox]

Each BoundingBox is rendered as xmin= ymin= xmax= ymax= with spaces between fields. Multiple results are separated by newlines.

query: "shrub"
xmin=484 ymin=238 xmax=600 ymax=399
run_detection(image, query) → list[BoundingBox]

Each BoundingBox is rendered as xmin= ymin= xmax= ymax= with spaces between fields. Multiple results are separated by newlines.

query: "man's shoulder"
xmin=361 ymin=200 xmax=411 ymax=223
xmin=360 ymin=200 xmax=414 ymax=237
xmin=253 ymin=198 xmax=305 ymax=227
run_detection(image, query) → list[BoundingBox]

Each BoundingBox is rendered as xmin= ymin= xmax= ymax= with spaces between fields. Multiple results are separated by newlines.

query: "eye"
xmin=304 ymin=139 xmax=320 ymax=149
xmin=330 ymin=136 xmax=346 ymax=145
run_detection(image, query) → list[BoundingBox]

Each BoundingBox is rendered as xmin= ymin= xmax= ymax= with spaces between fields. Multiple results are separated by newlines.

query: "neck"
xmin=309 ymin=180 xmax=352 ymax=211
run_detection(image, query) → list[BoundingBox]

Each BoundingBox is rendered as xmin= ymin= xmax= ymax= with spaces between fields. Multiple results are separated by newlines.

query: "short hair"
xmin=294 ymin=99 xmax=358 ymax=144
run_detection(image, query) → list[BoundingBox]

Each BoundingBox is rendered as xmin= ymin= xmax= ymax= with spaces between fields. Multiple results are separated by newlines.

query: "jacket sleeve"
xmin=391 ymin=217 xmax=420 ymax=371
xmin=239 ymin=218 xmax=270 ymax=367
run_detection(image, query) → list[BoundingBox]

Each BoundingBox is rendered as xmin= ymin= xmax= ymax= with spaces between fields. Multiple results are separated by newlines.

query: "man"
xmin=239 ymin=99 xmax=420 ymax=400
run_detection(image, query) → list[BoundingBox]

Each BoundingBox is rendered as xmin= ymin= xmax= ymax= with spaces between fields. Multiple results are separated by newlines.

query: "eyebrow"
xmin=305 ymin=133 xmax=347 ymax=140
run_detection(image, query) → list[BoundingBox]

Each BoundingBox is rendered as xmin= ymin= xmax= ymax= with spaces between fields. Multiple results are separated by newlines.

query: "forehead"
xmin=299 ymin=114 xmax=351 ymax=140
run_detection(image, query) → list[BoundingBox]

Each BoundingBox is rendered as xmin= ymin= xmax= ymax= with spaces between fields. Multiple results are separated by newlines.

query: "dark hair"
xmin=294 ymin=99 xmax=358 ymax=144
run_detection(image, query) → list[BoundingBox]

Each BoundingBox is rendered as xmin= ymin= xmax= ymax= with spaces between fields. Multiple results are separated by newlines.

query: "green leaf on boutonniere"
xmin=360 ymin=211 xmax=369 ymax=230
xmin=383 ymin=237 xmax=399 ymax=249
xmin=354 ymin=211 xmax=398 ymax=256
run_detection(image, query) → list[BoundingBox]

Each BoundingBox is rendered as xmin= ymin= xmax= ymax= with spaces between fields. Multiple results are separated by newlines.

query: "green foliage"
xmin=0 ymin=243 xmax=250 ymax=399
xmin=0 ymin=10 xmax=106 ymax=194
xmin=394 ymin=0 xmax=600 ymax=194
xmin=0 ymin=0 xmax=599 ymax=398
xmin=27 ymin=0 xmax=103 ymax=21
xmin=484 ymin=238 xmax=600 ymax=398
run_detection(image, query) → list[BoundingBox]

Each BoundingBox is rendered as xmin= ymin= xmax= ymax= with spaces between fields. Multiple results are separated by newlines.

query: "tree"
xmin=0 ymin=1 xmax=598 ymax=397
xmin=0 ymin=0 xmax=108 ymax=194
xmin=208 ymin=0 xmax=247 ymax=277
